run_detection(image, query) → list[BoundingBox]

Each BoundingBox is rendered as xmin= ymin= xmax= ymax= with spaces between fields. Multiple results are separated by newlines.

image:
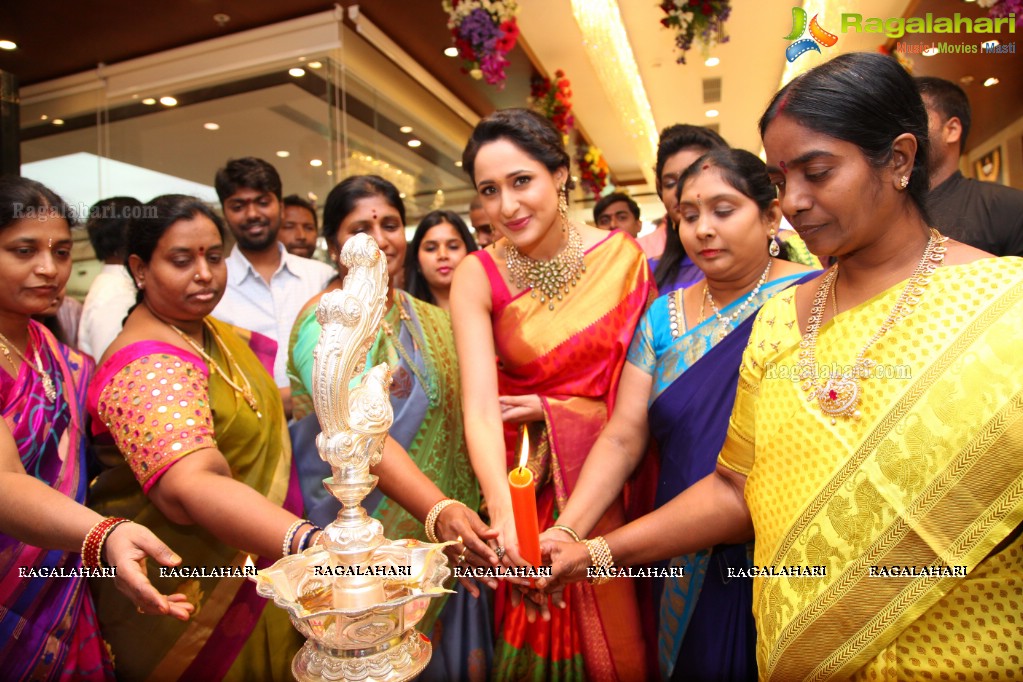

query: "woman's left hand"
xmin=536 ymin=537 xmax=591 ymax=595
xmin=435 ymin=504 xmax=500 ymax=595
xmin=105 ymin=522 xmax=195 ymax=621
xmin=499 ymin=394 xmax=543 ymax=423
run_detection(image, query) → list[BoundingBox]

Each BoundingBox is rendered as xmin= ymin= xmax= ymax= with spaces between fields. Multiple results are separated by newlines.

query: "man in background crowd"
xmin=917 ymin=76 xmax=1023 ymax=257
xmin=468 ymin=197 xmax=495 ymax=247
xmin=279 ymin=194 xmax=319 ymax=259
xmin=593 ymin=191 xmax=642 ymax=238
xmin=212 ymin=157 xmax=335 ymax=417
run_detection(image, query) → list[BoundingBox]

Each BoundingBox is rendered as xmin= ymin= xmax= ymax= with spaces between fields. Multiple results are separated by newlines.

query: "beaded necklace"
xmin=703 ymin=260 xmax=773 ymax=342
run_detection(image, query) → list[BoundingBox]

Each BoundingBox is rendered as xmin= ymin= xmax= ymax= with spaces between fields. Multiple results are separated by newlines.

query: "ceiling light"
xmin=308 ymin=61 xmax=323 ymax=69
xmin=289 ymin=67 xmax=306 ymax=78
xmin=276 ymin=150 xmax=290 ymax=158
xmin=52 ymin=119 xmax=65 ymax=126
xmin=326 ymin=170 xmax=333 ymax=176
xmin=705 ymin=109 xmax=720 ymax=118
xmin=984 ymin=77 xmax=999 ymax=87
xmin=40 ymin=114 xmax=48 ymax=121
xmin=454 ymin=160 xmax=463 ymax=168
xmin=142 ymin=98 xmax=156 ymax=105
xmin=444 ymin=47 xmax=459 ymax=58
xmin=203 ymin=122 xmax=220 ymax=130
xmin=399 ymin=125 xmax=413 ymax=134
xmin=309 ymin=159 xmax=323 ymax=167
xmin=981 ymin=40 xmax=999 ymax=49
xmin=0 ymin=40 xmax=17 ymax=51
xmin=705 ymin=57 xmax=720 ymax=67
xmin=399 ymin=193 xmax=407 ymax=199
xmin=407 ymin=139 xmax=422 ymax=148
xmin=159 ymin=96 xmax=177 ymax=106
xmin=960 ymin=75 xmax=975 ymax=85
xmin=922 ymin=47 xmax=940 ymax=56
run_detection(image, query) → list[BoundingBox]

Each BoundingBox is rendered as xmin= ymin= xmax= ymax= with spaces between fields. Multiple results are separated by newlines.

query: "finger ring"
xmin=494 ymin=546 xmax=505 ymax=559
xmin=456 ymin=550 xmax=468 ymax=564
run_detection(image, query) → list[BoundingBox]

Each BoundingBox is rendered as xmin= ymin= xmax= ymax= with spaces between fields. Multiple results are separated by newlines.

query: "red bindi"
xmin=779 ymin=161 xmax=788 ymax=174
xmin=371 ymin=210 xmax=377 ymax=220
xmin=702 ymin=164 xmax=710 ymax=170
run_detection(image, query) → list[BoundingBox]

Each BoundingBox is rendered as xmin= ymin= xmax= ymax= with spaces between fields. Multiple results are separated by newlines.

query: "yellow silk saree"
xmin=719 ymin=258 xmax=1023 ymax=680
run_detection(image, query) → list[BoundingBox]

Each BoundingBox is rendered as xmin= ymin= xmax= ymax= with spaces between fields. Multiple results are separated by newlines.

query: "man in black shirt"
xmin=916 ymin=76 xmax=1023 ymax=256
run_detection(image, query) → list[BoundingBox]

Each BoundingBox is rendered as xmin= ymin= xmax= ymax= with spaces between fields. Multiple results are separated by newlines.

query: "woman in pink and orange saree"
xmin=452 ymin=108 xmax=656 ymax=681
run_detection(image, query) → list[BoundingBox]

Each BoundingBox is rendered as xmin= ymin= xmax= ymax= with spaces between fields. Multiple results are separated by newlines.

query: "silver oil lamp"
xmin=252 ymin=234 xmax=452 ymax=681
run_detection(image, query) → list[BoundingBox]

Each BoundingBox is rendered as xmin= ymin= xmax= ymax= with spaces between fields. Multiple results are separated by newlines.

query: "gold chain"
xmin=703 ymin=260 xmax=774 ymax=342
xmin=379 ymin=294 xmax=439 ymax=407
xmin=168 ymin=319 xmax=262 ymax=418
xmin=504 ymin=222 xmax=586 ymax=311
xmin=797 ymin=229 xmax=947 ymax=424
xmin=0 ymin=330 xmax=57 ymax=403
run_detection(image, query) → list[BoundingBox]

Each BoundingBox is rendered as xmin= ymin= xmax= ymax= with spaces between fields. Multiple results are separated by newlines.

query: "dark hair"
xmin=85 ymin=196 xmax=142 ymax=261
xmin=0 ymin=175 xmax=77 ymax=231
xmin=214 ymin=157 xmax=282 ymax=203
xmin=759 ymin=52 xmax=930 ymax=223
xmin=653 ymin=125 xmax=729 ymax=290
xmin=322 ymin=175 xmax=406 ymax=249
xmin=915 ymin=76 xmax=971 ymax=153
xmin=676 ymin=148 xmax=796 ymax=261
xmin=127 ymin=195 xmax=226 ymax=307
xmin=462 ymin=108 xmax=574 ymax=201
xmin=282 ymin=194 xmax=319 ymax=228
xmin=404 ymin=210 xmax=479 ymax=305
xmin=593 ymin=192 xmax=640 ymax=225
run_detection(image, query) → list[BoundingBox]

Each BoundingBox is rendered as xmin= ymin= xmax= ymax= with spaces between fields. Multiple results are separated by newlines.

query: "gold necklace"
xmin=167 ymin=319 xmax=262 ymax=418
xmin=504 ymin=222 xmax=586 ymax=311
xmin=379 ymin=293 xmax=439 ymax=407
xmin=797 ymin=229 xmax=947 ymax=425
xmin=703 ymin=260 xmax=774 ymax=342
xmin=0 ymin=330 xmax=57 ymax=403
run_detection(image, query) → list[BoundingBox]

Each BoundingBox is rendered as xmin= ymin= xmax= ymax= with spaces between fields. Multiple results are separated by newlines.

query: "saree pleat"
xmin=719 ymin=258 xmax=1023 ymax=680
xmin=87 ymin=318 xmax=303 ymax=681
xmin=477 ymin=231 xmax=655 ymax=681
xmin=0 ymin=322 xmax=110 ymax=681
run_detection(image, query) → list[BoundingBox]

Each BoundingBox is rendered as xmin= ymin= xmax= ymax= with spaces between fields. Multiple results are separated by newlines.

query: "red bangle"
xmin=81 ymin=517 xmax=130 ymax=569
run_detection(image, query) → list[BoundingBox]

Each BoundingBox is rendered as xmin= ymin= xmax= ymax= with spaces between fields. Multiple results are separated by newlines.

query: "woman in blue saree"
xmin=540 ymin=148 xmax=815 ymax=680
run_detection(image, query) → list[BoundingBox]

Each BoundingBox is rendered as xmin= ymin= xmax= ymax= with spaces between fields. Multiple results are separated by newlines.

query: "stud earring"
xmin=899 ymin=175 xmax=909 ymax=190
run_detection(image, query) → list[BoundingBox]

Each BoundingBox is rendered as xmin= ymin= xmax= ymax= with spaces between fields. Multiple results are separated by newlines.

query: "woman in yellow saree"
xmin=542 ymin=53 xmax=1023 ymax=680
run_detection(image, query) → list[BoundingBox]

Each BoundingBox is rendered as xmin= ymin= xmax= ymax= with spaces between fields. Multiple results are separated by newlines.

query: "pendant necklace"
xmin=0 ymin=331 xmax=57 ymax=403
xmin=167 ymin=319 xmax=262 ymax=418
xmin=703 ymin=259 xmax=773 ymax=342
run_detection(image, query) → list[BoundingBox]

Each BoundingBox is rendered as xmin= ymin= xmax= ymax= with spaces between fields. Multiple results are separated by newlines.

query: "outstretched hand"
xmin=105 ymin=522 xmax=194 ymax=621
xmin=435 ymin=503 xmax=500 ymax=596
xmin=536 ymin=535 xmax=590 ymax=596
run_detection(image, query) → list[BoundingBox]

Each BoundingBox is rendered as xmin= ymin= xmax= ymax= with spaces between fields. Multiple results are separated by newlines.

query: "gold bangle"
xmin=583 ymin=536 xmax=615 ymax=585
xmin=549 ymin=524 xmax=581 ymax=542
xmin=424 ymin=499 xmax=465 ymax=543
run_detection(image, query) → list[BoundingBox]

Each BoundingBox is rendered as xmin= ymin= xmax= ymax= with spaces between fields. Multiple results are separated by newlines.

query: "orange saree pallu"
xmin=475 ymin=232 xmax=656 ymax=681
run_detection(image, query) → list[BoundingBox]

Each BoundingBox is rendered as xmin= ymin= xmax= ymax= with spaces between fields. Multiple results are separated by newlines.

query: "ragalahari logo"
xmin=784 ymin=7 xmax=839 ymax=62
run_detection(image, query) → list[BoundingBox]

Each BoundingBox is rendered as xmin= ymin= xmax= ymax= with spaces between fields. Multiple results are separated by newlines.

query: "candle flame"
xmin=244 ymin=555 xmax=255 ymax=569
xmin=456 ymin=535 xmax=463 ymax=545
xmin=518 ymin=427 xmax=530 ymax=470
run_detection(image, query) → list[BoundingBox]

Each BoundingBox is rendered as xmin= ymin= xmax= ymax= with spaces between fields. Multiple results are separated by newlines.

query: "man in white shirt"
xmin=79 ymin=196 xmax=143 ymax=360
xmin=211 ymin=157 xmax=335 ymax=417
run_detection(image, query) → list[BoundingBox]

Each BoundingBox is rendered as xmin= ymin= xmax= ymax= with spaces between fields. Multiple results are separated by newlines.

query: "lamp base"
xmin=291 ymin=631 xmax=431 ymax=682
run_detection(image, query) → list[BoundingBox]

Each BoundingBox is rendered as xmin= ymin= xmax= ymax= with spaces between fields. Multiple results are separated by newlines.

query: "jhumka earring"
xmin=558 ymin=185 xmax=569 ymax=228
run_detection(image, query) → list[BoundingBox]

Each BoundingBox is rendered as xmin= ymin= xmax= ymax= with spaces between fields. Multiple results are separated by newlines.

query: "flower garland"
xmin=529 ymin=69 xmax=573 ymax=135
xmin=443 ymin=0 xmax=520 ymax=89
xmin=659 ymin=1 xmax=731 ymax=64
xmin=576 ymin=143 xmax=610 ymax=197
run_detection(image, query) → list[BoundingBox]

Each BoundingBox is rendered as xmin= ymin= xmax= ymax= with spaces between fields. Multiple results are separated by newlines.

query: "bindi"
xmin=779 ymin=161 xmax=788 ymax=174
xmin=371 ymin=210 xmax=377 ymax=220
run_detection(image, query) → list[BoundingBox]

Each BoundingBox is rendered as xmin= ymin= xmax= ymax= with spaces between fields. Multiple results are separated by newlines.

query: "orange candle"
xmin=508 ymin=428 xmax=542 ymax=566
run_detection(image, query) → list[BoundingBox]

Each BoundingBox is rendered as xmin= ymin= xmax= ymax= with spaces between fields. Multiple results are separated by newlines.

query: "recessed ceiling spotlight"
xmin=0 ymin=40 xmax=17 ymax=51
xmin=399 ymin=193 xmax=407 ymax=199
xmin=705 ymin=109 xmax=720 ymax=118
xmin=922 ymin=47 xmax=940 ymax=56
xmin=407 ymin=139 xmax=422 ymax=148
xmin=444 ymin=47 xmax=459 ymax=58
xmin=705 ymin=57 xmax=720 ymax=67
xmin=454 ymin=160 xmax=463 ymax=168
xmin=159 ymin=96 xmax=178 ymax=106
xmin=289 ymin=67 xmax=306 ymax=78
xmin=326 ymin=170 xmax=333 ymax=176
xmin=399 ymin=125 xmax=414 ymax=134
xmin=276 ymin=150 xmax=290 ymax=158
xmin=981 ymin=40 xmax=1000 ymax=50
xmin=142 ymin=98 xmax=157 ymax=105
xmin=959 ymin=75 xmax=975 ymax=85
xmin=309 ymin=159 xmax=323 ymax=167
xmin=52 ymin=119 xmax=65 ymax=126
xmin=40 ymin=114 xmax=49 ymax=121
xmin=203 ymin=122 xmax=220 ymax=130
xmin=983 ymin=77 xmax=999 ymax=87
xmin=308 ymin=61 xmax=323 ymax=69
